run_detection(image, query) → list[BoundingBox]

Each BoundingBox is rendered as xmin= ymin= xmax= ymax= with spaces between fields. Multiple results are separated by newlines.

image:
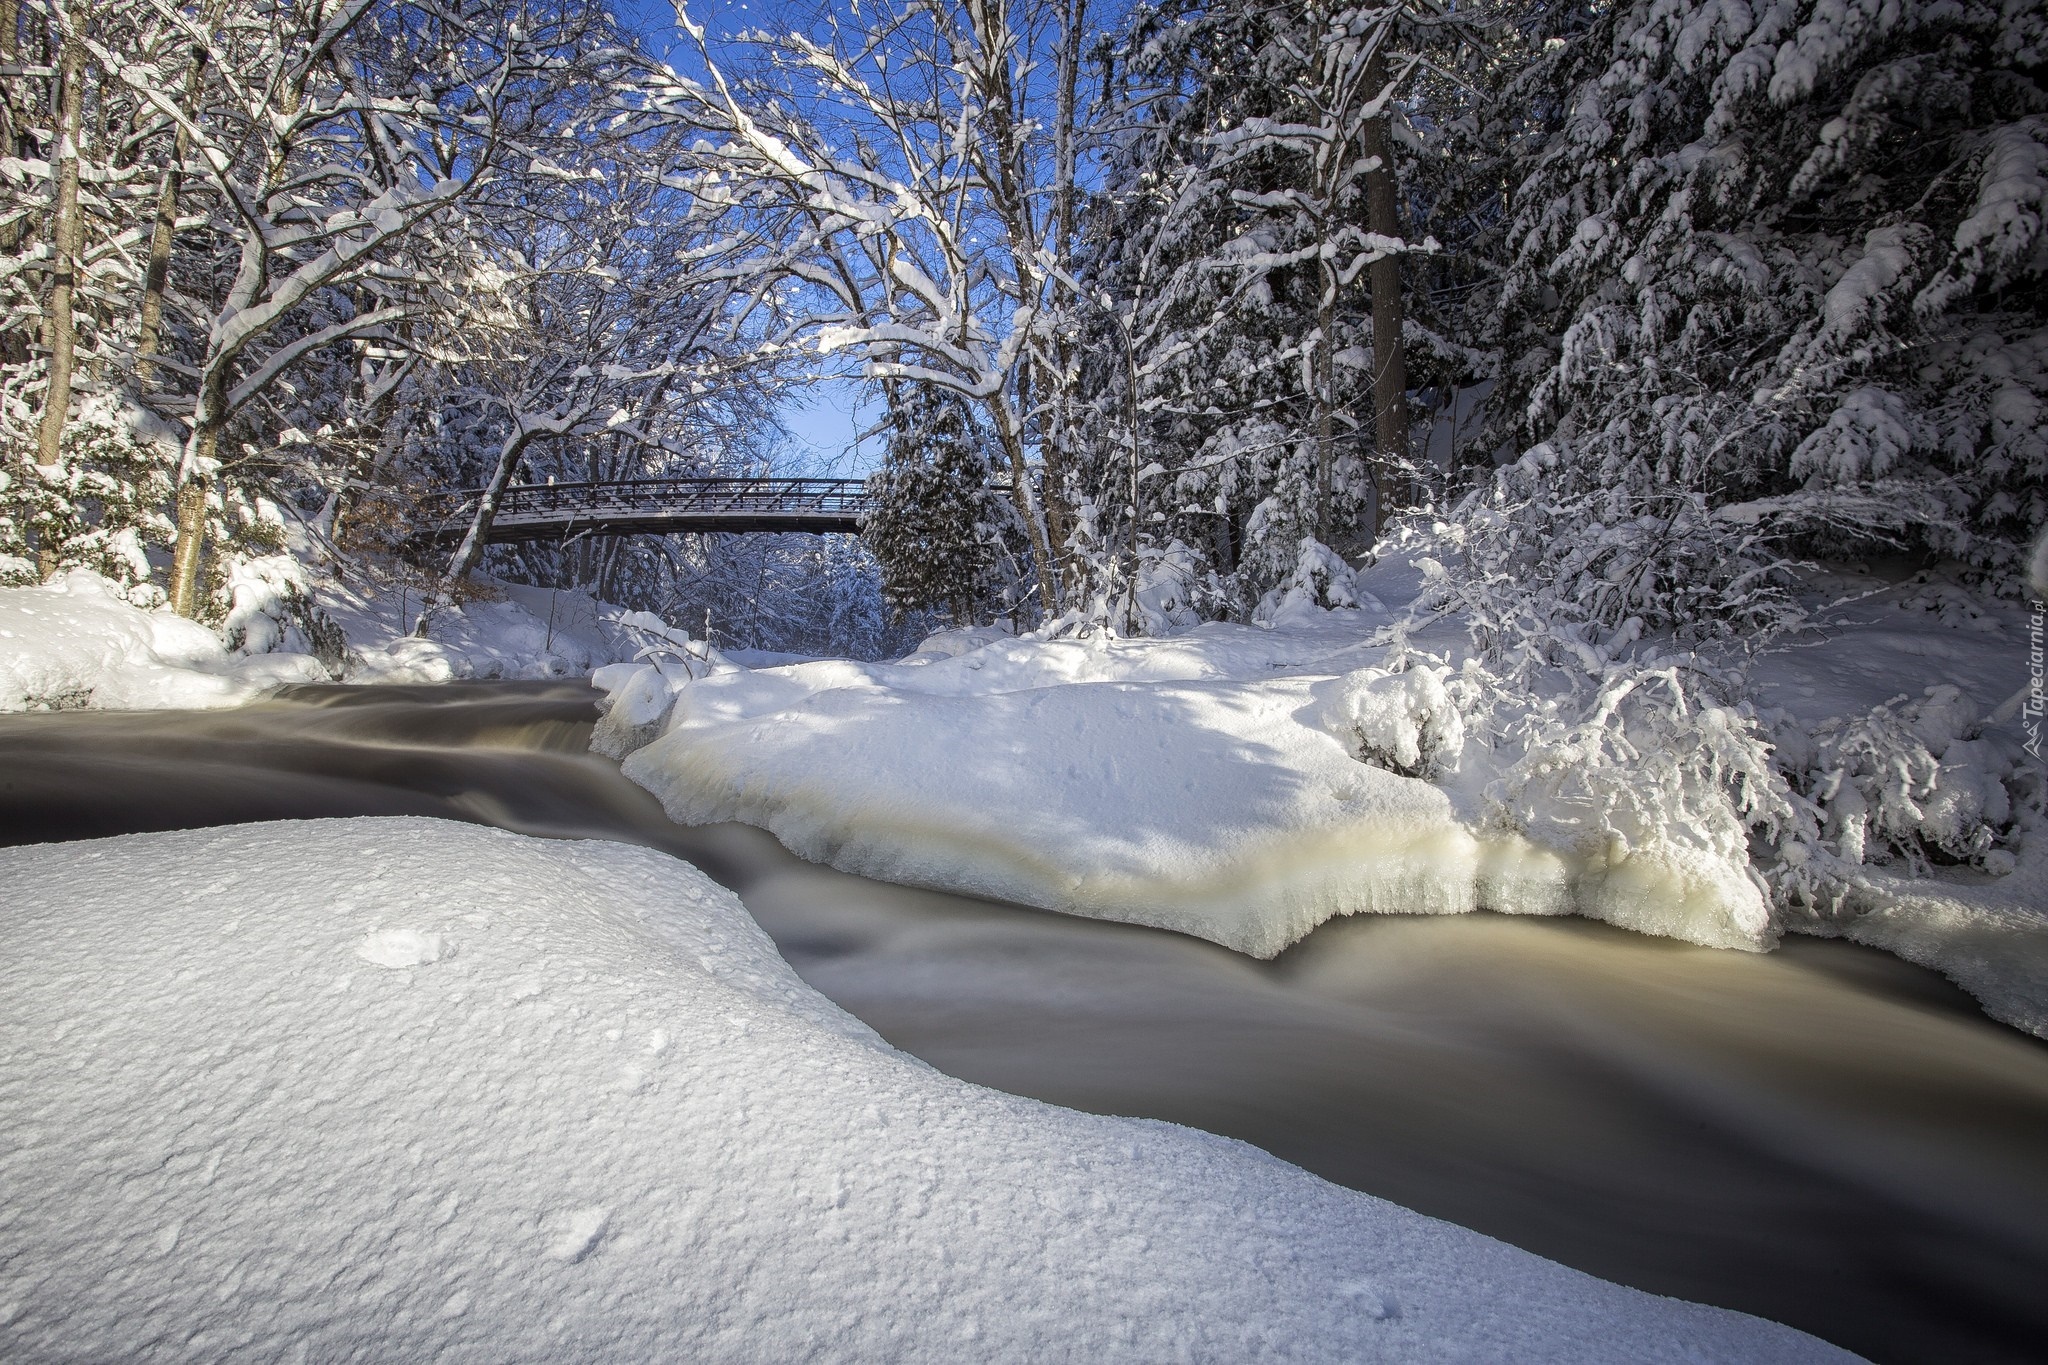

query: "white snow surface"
xmin=0 ymin=817 xmax=1855 ymax=1364
xmin=0 ymin=569 xmax=326 ymax=712
xmin=609 ymin=562 xmax=2043 ymax=1035
xmin=612 ymin=604 xmax=1763 ymax=958
xmin=316 ymin=572 xmax=648 ymax=683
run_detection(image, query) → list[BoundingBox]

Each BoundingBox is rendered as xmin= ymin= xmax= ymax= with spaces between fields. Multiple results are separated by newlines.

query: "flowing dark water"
xmin=4 ymin=680 xmax=2046 ymax=1365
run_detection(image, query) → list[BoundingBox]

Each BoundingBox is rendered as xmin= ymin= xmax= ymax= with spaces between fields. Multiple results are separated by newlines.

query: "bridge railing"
xmin=419 ymin=476 xmax=872 ymax=530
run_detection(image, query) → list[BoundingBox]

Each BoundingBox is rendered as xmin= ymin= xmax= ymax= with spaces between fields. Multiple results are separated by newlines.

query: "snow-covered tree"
xmin=641 ymin=0 xmax=1099 ymax=617
xmin=863 ymin=381 xmax=1006 ymax=623
xmin=414 ymin=155 xmax=783 ymax=630
xmin=1065 ymin=0 xmax=1456 ymax=614
xmin=1486 ymin=0 xmax=2048 ymax=591
xmin=78 ymin=0 xmax=629 ymax=616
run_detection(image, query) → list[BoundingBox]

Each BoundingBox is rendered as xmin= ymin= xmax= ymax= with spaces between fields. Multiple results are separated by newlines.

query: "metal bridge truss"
xmin=417 ymin=476 xmax=871 ymax=546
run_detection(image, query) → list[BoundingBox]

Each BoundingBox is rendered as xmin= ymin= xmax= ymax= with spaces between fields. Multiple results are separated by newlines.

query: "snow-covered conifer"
xmin=1488 ymin=0 xmax=2048 ymax=584
xmin=863 ymin=382 xmax=1005 ymax=625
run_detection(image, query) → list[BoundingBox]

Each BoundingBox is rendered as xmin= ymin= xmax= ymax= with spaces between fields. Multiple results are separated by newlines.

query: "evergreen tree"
xmin=863 ymin=384 xmax=1005 ymax=624
xmin=1486 ymin=0 xmax=2048 ymax=585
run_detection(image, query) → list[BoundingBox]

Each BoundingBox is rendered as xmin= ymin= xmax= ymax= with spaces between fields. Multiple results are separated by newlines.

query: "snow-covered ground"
xmin=0 ymin=569 xmax=328 ymax=711
xmin=0 ymin=558 xmax=659 ymax=710
xmin=1749 ymin=570 xmax=2046 ymax=1039
xmin=0 ymin=817 xmax=1855 ymax=1363
xmin=313 ymin=560 xmax=653 ymax=683
xmin=604 ymin=555 xmax=2044 ymax=1036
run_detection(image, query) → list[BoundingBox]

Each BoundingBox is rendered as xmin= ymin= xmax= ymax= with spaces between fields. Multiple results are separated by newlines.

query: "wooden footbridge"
xmin=416 ymin=476 xmax=870 ymax=545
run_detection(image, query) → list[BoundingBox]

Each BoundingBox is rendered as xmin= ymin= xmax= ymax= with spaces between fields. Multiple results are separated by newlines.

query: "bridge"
xmin=416 ymin=476 xmax=871 ymax=545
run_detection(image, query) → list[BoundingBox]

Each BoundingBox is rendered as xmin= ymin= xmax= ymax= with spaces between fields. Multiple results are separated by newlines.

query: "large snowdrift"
xmin=0 ymin=818 xmax=1852 ymax=1363
xmin=610 ymin=610 xmax=1769 ymax=958
xmin=0 ymin=569 xmax=325 ymax=712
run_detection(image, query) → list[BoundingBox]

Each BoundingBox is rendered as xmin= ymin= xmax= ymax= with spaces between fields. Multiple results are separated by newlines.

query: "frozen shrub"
xmin=1411 ymin=482 xmax=1805 ymax=669
xmin=1803 ymin=687 xmax=2016 ymax=871
xmin=222 ymin=555 xmax=352 ymax=677
xmin=590 ymin=634 xmax=731 ymax=759
xmin=1484 ymin=664 xmax=1813 ymax=950
xmin=1255 ymin=537 xmax=1363 ymax=624
xmin=1311 ymin=664 xmax=1465 ymax=778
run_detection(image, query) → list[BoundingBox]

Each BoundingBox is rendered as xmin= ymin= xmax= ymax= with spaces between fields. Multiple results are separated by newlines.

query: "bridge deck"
xmin=416 ymin=476 xmax=870 ymax=545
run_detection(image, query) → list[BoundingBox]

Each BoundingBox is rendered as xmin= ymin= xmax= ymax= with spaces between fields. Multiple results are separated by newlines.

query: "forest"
xmin=2 ymin=0 xmax=2038 ymax=650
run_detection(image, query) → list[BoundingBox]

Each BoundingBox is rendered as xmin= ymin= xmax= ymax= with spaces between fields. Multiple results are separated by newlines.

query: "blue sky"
xmin=780 ymin=377 xmax=884 ymax=475
xmin=613 ymin=0 xmax=885 ymax=475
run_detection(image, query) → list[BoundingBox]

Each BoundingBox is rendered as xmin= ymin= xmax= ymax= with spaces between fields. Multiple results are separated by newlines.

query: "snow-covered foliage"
xmin=1485 ymin=0 xmax=2048 ymax=582
xmin=1259 ymin=537 xmax=1372 ymax=623
xmin=0 ymin=396 xmax=176 ymax=601
xmin=221 ymin=554 xmax=351 ymax=674
xmin=862 ymin=384 xmax=1011 ymax=624
xmin=1482 ymin=664 xmax=1799 ymax=951
xmin=1800 ymin=686 xmax=2018 ymax=871
xmin=1310 ymin=662 xmax=1465 ymax=778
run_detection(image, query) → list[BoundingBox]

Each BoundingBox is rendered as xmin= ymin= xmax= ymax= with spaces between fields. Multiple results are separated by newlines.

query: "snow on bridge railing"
xmin=413 ymin=476 xmax=874 ymax=545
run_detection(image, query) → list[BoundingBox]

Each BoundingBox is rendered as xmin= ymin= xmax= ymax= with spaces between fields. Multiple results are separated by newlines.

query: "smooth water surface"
xmin=3 ymin=681 xmax=2045 ymax=1365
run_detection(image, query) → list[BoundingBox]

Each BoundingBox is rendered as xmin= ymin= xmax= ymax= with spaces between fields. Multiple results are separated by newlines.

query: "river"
xmin=3 ymin=680 xmax=2045 ymax=1365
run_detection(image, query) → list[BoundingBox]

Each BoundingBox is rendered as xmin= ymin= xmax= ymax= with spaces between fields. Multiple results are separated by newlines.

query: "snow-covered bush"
xmin=1127 ymin=539 xmax=1209 ymax=635
xmin=590 ymin=633 xmax=733 ymax=759
xmin=1053 ymin=534 xmax=1220 ymax=639
xmin=1412 ymin=482 xmax=1805 ymax=666
xmin=222 ymin=554 xmax=352 ymax=677
xmin=0 ymin=396 xmax=177 ymax=603
xmin=1311 ymin=664 xmax=1466 ymax=778
xmin=1800 ymin=686 xmax=2018 ymax=872
xmin=1397 ymin=498 xmax=1844 ymax=943
xmin=1485 ymin=663 xmax=1813 ymax=951
xmin=1255 ymin=537 xmax=1366 ymax=624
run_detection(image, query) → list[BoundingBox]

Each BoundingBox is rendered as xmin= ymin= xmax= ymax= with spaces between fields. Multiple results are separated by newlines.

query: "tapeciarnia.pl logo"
xmin=2026 ymin=600 xmax=2044 ymax=761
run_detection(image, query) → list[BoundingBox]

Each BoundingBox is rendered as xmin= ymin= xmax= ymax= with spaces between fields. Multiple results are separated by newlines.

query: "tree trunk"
xmin=169 ymin=363 xmax=230 ymax=616
xmin=136 ymin=49 xmax=207 ymax=386
xmin=168 ymin=470 xmax=211 ymax=617
xmin=33 ymin=24 xmax=85 ymax=474
xmin=419 ymin=428 xmax=533 ymax=633
xmin=1359 ymin=44 xmax=1407 ymax=541
xmin=1315 ymin=251 xmax=1338 ymax=546
xmin=989 ymin=404 xmax=1059 ymax=619
xmin=0 ymin=0 xmax=26 ymax=310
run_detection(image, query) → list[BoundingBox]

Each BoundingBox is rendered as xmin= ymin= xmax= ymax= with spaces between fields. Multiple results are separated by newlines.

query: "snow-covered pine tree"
xmin=1073 ymin=0 xmax=1460 ymax=615
xmin=862 ymin=382 xmax=1005 ymax=625
xmin=1486 ymin=0 xmax=2048 ymax=601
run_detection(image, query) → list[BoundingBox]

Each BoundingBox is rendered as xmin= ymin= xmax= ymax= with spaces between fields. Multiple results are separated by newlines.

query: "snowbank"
xmin=622 ymin=664 xmax=1584 ymax=958
xmin=0 ymin=818 xmax=1853 ymax=1363
xmin=609 ymin=609 xmax=1771 ymax=957
xmin=604 ymin=558 xmax=2041 ymax=1032
xmin=0 ymin=569 xmax=326 ymax=712
xmin=314 ymin=574 xmax=648 ymax=684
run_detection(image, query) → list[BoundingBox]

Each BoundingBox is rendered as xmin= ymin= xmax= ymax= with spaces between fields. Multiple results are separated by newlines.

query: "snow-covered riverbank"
xmin=601 ymin=553 xmax=2043 ymax=1036
xmin=0 ymin=564 xmax=662 ymax=710
xmin=0 ymin=817 xmax=1856 ymax=1363
xmin=3 ymin=545 xmax=2037 ymax=1038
